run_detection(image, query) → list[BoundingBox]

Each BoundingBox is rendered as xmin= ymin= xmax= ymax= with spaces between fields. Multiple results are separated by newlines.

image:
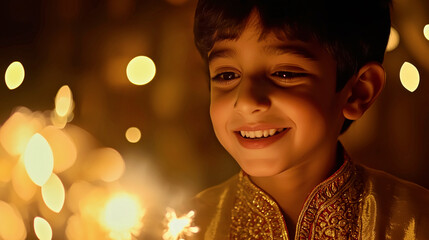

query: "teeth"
xmin=240 ymin=128 xmax=286 ymax=139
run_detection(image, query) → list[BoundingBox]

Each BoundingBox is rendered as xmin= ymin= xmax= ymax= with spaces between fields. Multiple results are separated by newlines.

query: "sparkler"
xmin=163 ymin=208 xmax=199 ymax=240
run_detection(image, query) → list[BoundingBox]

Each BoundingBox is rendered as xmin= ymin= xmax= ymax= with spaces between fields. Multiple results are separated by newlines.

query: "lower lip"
xmin=234 ymin=129 xmax=289 ymax=149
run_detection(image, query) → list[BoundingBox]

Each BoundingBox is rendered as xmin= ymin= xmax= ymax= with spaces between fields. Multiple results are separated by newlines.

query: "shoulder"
xmin=356 ymin=163 xmax=429 ymax=239
xmin=358 ymin=163 xmax=429 ymax=200
xmin=184 ymin=174 xmax=239 ymax=240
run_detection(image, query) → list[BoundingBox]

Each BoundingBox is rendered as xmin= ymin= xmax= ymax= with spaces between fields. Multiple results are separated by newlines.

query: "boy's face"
xmin=208 ymin=15 xmax=350 ymax=177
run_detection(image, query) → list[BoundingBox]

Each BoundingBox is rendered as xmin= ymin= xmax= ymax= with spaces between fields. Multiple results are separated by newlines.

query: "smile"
xmin=239 ymin=128 xmax=286 ymax=139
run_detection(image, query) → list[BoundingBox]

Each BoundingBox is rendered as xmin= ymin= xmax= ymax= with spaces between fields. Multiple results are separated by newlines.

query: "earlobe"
xmin=342 ymin=62 xmax=386 ymax=120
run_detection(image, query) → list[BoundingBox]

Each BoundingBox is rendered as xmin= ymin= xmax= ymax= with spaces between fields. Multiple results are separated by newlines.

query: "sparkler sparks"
xmin=163 ymin=208 xmax=199 ymax=240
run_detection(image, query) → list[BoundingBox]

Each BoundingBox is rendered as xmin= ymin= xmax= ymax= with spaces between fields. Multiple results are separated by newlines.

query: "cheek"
xmin=209 ymin=95 xmax=230 ymax=133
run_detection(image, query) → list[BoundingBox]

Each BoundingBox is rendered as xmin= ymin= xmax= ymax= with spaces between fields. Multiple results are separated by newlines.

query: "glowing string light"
xmin=163 ymin=208 xmax=199 ymax=240
xmin=23 ymin=133 xmax=54 ymax=186
xmin=125 ymin=127 xmax=141 ymax=143
xmin=41 ymin=173 xmax=65 ymax=213
xmin=400 ymin=62 xmax=420 ymax=92
xmin=34 ymin=217 xmax=52 ymax=240
xmin=5 ymin=61 xmax=25 ymax=90
xmin=386 ymin=27 xmax=400 ymax=52
xmin=55 ymin=85 xmax=74 ymax=117
xmin=424 ymin=24 xmax=429 ymax=41
xmin=126 ymin=56 xmax=156 ymax=85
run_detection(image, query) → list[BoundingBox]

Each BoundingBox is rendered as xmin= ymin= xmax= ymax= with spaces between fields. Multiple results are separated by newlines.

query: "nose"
xmin=234 ymin=77 xmax=271 ymax=115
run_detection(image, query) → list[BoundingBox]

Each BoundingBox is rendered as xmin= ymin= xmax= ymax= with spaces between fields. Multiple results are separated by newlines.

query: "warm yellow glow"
xmin=101 ymin=193 xmax=144 ymax=240
xmin=34 ymin=217 xmax=52 ymax=240
xmin=125 ymin=127 xmax=141 ymax=143
xmin=126 ymin=56 xmax=156 ymax=85
xmin=0 ymin=157 xmax=15 ymax=183
xmin=85 ymin=148 xmax=125 ymax=182
xmin=386 ymin=27 xmax=400 ymax=52
xmin=424 ymin=24 xmax=429 ymax=41
xmin=66 ymin=181 xmax=96 ymax=214
xmin=0 ymin=110 xmax=44 ymax=156
xmin=41 ymin=174 xmax=65 ymax=213
xmin=40 ymin=126 xmax=77 ymax=173
xmin=55 ymin=85 xmax=74 ymax=117
xmin=23 ymin=133 xmax=54 ymax=186
xmin=0 ymin=201 xmax=27 ymax=240
xmin=5 ymin=61 xmax=25 ymax=90
xmin=12 ymin=161 xmax=37 ymax=201
xmin=163 ymin=208 xmax=199 ymax=240
xmin=400 ymin=62 xmax=420 ymax=92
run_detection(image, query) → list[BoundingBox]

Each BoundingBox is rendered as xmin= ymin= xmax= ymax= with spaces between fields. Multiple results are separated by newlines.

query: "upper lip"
xmin=233 ymin=124 xmax=288 ymax=132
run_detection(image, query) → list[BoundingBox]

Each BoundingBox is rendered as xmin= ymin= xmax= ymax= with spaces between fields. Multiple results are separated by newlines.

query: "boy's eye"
xmin=271 ymin=71 xmax=307 ymax=79
xmin=211 ymin=72 xmax=240 ymax=81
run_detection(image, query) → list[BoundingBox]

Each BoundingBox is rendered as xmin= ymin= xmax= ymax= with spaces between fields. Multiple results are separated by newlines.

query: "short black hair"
xmin=194 ymin=0 xmax=392 ymax=133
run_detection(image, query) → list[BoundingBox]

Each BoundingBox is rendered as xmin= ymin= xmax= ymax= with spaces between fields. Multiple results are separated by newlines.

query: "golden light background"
xmin=0 ymin=0 xmax=428 ymax=239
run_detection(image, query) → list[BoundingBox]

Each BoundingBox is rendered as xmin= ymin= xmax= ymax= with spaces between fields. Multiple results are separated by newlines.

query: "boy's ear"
xmin=342 ymin=62 xmax=385 ymax=120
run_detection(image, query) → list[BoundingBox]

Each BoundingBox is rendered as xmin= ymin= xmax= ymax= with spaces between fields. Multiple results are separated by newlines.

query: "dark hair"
xmin=194 ymin=0 xmax=392 ymax=133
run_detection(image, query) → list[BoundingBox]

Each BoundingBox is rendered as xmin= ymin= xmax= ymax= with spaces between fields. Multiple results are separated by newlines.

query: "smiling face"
xmin=208 ymin=14 xmax=351 ymax=177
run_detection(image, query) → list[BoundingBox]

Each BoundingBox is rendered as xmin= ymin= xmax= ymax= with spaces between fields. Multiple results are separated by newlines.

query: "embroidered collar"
xmin=230 ymin=153 xmax=364 ymax=239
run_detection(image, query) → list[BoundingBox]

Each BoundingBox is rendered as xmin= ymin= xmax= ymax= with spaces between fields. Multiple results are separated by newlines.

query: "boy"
xmin=187 ymin=0 xmax=429 ymax=239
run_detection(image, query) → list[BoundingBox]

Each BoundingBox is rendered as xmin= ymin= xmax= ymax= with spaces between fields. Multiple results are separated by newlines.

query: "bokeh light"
xmin=40 ymin=126 xmax=77 ymax=173
xmin=12 ymin=161 xmax=37 ymax=201
xmin=400 ymin=62 xmax=420 ymax=92
xmin=0 ymin=201 xmax=27 ymax=240
xmin=163 ymin=208 xmax=199 ymax=240
xmin=126 ymin=56 xmax=156 ymax=85
xmin=424 ymin=24 xmax=429 ymax=41
xmin=41 ymin=173 xmax=65 ymax=213
xmin=101 ymin=193 xmax=145 ymax=240
xmin=55 ymin=85 xmax=74 ymax=117
xmin=84 ymin=148 xmax=125 ymax=182
xmin=34 ymin=217 xmax=53 ymax=240
xmin=386 ymin=27 xmax=400 ymax=52
xmin=125 ymin=127 xmax=141 ymax=143
xmin=23 ymin=133 xmax=54 ymax=186
xmin=0 ymin=109 xmax=45 ymax=156
xmin=5 ymin=61 xmax=25 ymax=90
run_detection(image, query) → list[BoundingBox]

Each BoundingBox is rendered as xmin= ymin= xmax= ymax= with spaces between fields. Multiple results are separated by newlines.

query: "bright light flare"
xmin=163 ymin=208 xmax=199 ymax=240
xmin=424 ymin=24 xmax=429 ymax=41
xmin=0 ymin=201 xmax=27 ymax=240
xmin=23 ymin=133 xmax=54 ymax=186
xmin=386 ymin=27 xmax=400 ymax=52
xmin=125 ymin=127 xmax=141 ymax=143
xmin=5 ymin=61 xmax=25 ymax=90
xmin=55 ymin=85 xmax=74 ymax=117
xmin=126 ymin=56 xmax=156 ymax=85
xmin=41 ymin=173 xmax=65 ymax=213
xmin=400 ymin=62 xmax=420 ymax=92
xmin=101 ymin=193 xmax=145 ymax=240
xmin=34 ymin=217 xmax=52 ymax=240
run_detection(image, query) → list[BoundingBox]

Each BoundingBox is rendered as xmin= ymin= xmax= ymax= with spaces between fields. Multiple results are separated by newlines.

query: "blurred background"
xmin=0 ymin=0 xmax=428 ymax=239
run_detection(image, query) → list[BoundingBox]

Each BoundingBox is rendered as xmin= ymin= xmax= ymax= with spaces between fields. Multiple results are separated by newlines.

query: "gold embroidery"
xmin=230 ymin=158 xmax=364 ymax=239
xmin=230 ymin=172 xmax=288 ymax=240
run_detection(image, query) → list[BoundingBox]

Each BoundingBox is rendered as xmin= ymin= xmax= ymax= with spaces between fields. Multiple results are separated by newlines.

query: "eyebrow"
xmin=207 ymin=44 xmax=318 ymax=65
xmin=263 ymin=44 xmax=318 ymax=60
xmin=208 ymin=48 xmax=236 ymax=65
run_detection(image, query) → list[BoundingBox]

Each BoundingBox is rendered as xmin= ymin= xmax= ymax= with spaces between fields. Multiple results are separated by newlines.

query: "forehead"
xmin=208 ymin=11 xmax=330 ymax=64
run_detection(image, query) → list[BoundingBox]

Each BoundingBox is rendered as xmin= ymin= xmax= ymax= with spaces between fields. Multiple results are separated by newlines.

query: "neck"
xmin=249 ymin=143 xmax=342 ymax=238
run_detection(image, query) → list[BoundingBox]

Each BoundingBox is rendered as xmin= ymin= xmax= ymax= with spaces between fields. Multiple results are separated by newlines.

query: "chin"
xmin=237 ymin=158 xmax=285 ymax=177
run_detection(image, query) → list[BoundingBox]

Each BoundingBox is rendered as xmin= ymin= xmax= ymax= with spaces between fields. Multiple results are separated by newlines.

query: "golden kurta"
xmin=186 ymin=158 xmax=429 ymax=239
